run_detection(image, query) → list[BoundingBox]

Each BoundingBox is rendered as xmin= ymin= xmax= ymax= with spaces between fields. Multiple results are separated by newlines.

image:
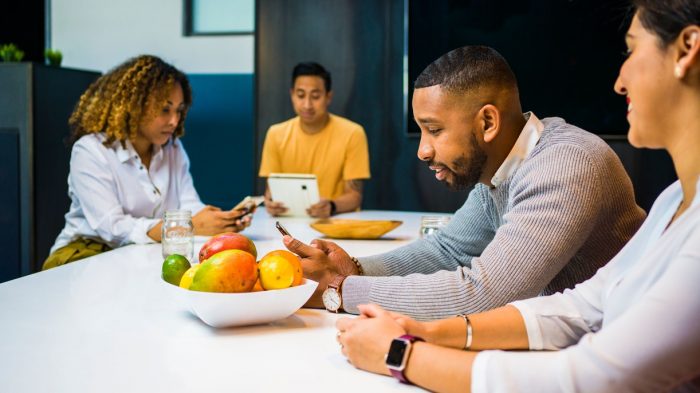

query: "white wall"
xmin=50 ymin=0 xmax=254 ymax=74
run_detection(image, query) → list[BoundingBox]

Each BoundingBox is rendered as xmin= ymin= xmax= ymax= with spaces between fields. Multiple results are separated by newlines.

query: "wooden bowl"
xmin=310 ymin=219 xmax=402 ymax=239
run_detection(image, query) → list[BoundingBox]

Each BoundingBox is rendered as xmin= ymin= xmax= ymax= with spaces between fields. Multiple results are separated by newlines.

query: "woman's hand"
xmin=389 ymin=311 xmax=433 ymax=341
xmin=336 ymin=304 xmax=407 ymax=375
xmin=231 ymin=209 xmax=253 ymax=232
xmin=193 ymin=205 xmax=251 ymax=235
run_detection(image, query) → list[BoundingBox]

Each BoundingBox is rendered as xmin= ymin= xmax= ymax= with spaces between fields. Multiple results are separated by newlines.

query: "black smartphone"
xmin=275 ymin=221 xmax=291 ymax=237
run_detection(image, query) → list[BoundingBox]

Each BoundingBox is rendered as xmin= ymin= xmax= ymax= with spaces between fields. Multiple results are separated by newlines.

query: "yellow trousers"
xmin=42 ymin=238 xmax=112 ymax=270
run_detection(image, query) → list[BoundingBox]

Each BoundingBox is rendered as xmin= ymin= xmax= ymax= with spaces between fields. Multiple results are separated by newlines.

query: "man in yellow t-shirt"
xmin=258 ymin=62 xmax=371 ymax=218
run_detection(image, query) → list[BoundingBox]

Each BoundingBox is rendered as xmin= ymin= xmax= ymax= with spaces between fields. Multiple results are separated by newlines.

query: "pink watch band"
xmin=388 ymin=334 xmax=424 ymax=384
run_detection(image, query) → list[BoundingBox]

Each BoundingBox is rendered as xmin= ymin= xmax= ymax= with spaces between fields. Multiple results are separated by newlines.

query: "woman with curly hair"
xmin=335 ymin=1 xmax=700 ymax=391
xmin=43 ymin=55 xmax=250 ymax=270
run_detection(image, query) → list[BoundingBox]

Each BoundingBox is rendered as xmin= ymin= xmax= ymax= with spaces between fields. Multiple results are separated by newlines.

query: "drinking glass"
xmin=161 ymin=210 xmax=194 ymax=262
xmin=419 ymin=215 xmax=452 ymax=238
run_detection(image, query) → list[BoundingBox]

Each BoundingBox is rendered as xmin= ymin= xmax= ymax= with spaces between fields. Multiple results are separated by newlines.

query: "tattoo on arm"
xmin=347 ymin=179 xmax=363 ymax=193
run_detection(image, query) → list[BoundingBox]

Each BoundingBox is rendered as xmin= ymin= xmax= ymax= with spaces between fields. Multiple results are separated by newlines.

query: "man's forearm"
xmin=333 ymin=179 xmax=364 ymax=213
xmin=342 ymin=268 xmax=531 ymax=321
xmin=332 ymin=190 xmax=362 ymax=213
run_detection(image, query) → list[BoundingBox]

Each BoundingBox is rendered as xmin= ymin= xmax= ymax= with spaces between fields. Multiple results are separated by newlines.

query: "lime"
xmin=162 ymin=254 xmax=191 ymax=286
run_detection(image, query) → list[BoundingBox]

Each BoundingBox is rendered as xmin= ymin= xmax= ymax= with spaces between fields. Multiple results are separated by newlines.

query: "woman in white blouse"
xmin=335 ymin=1 xmax=700 ymax=391
xmin=44 ymin=55 xmax=251 ymax=270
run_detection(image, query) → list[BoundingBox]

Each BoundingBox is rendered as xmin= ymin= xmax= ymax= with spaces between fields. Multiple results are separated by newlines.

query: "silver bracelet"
xmin=350 ymin=256 xmax=364 ymax=276
xmin=457 ymin=314 xmax=473 ymax=350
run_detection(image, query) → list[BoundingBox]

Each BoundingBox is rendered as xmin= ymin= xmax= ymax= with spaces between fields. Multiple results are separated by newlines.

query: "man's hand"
xmin=193 ymin=205 xmax=251 ymax=235
xmin=264 ymin=198 xmax=288 ymax=216
xmin=307 ymin=198 xmax=332 ymax=218
xmin=283 ymin=236 xmax=359 ymax=308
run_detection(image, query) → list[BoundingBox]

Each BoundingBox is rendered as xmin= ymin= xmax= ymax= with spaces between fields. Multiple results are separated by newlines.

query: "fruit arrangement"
xmin=162 ymin=232 xmax=303 ymax=293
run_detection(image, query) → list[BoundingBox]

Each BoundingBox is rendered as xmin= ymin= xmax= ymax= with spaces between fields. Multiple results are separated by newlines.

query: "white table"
xmin=0 ymin=210 xmax=429 ymax=392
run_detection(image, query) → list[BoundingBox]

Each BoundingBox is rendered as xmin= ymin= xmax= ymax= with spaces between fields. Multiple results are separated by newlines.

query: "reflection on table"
xmin=0 ymin=209 xmax=429 ymax=392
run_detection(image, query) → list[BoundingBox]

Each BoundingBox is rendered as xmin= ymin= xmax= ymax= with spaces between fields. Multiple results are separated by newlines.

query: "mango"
xmin=199 ymin=232 xmax=257 ymax=262
xmin=190 ymin=249 xmax=258 ymax=293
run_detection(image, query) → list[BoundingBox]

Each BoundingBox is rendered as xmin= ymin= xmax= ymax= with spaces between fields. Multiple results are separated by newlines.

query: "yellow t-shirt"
xmin=258 ymin=114 xmax=371 ymax=200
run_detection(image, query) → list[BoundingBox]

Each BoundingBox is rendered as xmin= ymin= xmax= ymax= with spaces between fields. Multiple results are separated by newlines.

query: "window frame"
xmin=183 ymin=0 xmax=255 ymax=36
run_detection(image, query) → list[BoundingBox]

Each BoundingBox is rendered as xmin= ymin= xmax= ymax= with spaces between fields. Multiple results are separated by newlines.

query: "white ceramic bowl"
xmin=164 ymin=279 xmax=318 ymax=328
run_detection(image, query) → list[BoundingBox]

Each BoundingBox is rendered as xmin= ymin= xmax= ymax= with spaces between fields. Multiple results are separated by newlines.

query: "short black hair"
xmin=414 ymin=46 xmax=518 ymax=95
xmin=292 ymin=62 xmax=332 ymax=92
xmin=632 ymin=0 xmax=700 ymax=46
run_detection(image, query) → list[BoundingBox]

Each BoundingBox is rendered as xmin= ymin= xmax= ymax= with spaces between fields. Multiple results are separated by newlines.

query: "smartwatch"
xmin=385 ymin=334 xmax=424 ymax=384
xmin=322 ymin=275 xmax=346 ymax=312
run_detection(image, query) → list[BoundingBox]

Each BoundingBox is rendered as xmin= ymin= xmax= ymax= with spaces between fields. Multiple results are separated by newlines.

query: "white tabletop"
xmin=0 ymin=210 xmax=430 ymax=392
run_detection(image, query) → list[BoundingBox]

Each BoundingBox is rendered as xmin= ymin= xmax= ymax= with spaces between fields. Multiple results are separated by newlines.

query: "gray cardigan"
xmin=343 ymin=117 xmax=647 ymax=320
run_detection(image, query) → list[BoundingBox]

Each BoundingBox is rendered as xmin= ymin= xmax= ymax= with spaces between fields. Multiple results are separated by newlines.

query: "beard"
xmin=430 ymin=133 xmax=487 ymax=191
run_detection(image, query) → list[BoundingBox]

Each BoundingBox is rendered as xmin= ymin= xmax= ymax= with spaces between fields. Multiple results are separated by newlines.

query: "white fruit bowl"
xmin=164 ymin=279 xmax=318 ymax=328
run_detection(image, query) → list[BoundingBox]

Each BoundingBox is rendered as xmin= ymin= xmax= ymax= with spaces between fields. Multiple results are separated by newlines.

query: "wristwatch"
xmin=322 ymin=275 xmax=346 ymax=312
xmin=385 ymin=334 xmax=424 ymax=384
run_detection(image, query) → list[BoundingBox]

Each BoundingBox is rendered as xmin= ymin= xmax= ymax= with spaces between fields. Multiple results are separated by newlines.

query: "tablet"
xmin=267 ymin=173 xmax=320 ymax=217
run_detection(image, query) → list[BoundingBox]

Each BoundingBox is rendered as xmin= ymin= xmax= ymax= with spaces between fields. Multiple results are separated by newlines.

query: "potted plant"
xmin=45 ymin=48 xmax=63 ymax=67
xmin=0 ymin=43 xmax=25 ymax=62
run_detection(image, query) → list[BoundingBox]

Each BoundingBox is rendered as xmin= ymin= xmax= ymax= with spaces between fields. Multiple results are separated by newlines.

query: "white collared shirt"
xmin=51 ymin=134 xmax=206 ymax=253
xmin=472 ymin=178 xmax=700 ymax=391
xmin=491 ymin=112 xmax=544 ymax=187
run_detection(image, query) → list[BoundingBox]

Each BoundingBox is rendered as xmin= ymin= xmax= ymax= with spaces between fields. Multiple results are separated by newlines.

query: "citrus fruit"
xmin=258 ymin=254 xmax=295 ymax=290
xmin=179 ymin=263 xmax=201 ymax=289
xmin=190 ymin=249 xmax=258 ymax=293
xmin=162 ymin=254 xmax=191 ymax=286
xmin=260 ymin=250 xmax=303 ymax=286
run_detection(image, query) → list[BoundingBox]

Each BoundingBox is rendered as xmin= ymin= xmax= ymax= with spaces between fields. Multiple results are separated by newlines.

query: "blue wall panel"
xmin=184 ymin=74 xmax=255 ymax=210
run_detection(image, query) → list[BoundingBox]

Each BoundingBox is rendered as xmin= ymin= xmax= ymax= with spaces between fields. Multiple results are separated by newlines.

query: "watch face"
xmin=385 ymin=338 xmax=409 ymax=369
xmin=322 ymin=288 xmax=341 ymax=311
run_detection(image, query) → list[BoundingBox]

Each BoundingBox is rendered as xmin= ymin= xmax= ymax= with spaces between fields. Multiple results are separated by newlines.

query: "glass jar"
xmin=161 ymin=210 xmax=194 ymax=262
xmin=419 ymin=215 xmax=452 ymax=238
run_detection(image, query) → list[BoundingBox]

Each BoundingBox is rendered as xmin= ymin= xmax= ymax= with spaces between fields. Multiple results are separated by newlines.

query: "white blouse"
xmin=51 ymin=134 xmax=206 ymax=253
xmin=473 ymin=179 xmax=700 ymax=392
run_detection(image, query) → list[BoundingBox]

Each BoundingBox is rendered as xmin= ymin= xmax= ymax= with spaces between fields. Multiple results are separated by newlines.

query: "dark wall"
xmin=0 ymin=63 xmax=100 ymax=279
xmin=256 ymin=0 xmax=675 ymax=213
xmin=407 ymin=0 xmax=632 ymax=136
xmin=0 ymin=0 xmax=45 ymax=62
xmin=0 ymin=128 xmax=20 ymax=282
xmin=256 ymin=0 xmax=469 ymax=213
xmin=185 ymin=74 xmax=255 ymax=210
xmin=33 ymin=65 xmax=101 ymax=267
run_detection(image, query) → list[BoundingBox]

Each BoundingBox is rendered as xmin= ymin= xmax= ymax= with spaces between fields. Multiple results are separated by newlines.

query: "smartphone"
xmin=233 ymin=196 xmax=261 ymax=211
xmin=275 ymin=221 xmax=291 ymax=237
xmin=232 ymin=196 xmax=264 ymax=218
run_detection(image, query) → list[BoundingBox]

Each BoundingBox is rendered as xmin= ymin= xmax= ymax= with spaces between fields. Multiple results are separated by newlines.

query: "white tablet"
xmin=267 ymin=173 xmax=320 ymax=217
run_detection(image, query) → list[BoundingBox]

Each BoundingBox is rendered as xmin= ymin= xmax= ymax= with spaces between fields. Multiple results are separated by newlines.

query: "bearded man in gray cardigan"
xmin=285 ymin=46 xmax=646 ymax=320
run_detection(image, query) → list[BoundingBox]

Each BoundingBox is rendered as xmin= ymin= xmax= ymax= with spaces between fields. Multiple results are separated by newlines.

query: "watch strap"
xmin=328 ymin=274 xmax=345 ymax=291
xmin=324 ymin=275 xmax=346 ymax=312
xmin=388 ymin=334 xmax=424 ymax=384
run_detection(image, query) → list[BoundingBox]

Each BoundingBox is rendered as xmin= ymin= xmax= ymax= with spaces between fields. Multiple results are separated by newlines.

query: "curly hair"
xmin=69 ymin=55 xmax=193 ymax=146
